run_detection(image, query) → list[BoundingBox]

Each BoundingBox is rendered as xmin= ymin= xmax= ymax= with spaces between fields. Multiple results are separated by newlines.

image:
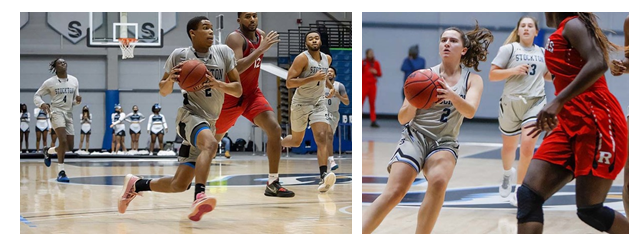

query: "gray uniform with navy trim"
xmin=34 ymin=75 xmax=80 ymax=135
xmin=290 ymin=51 xmax=331 ymax=132
xmin=388 ymin=64 xmax=469 ymax=173
xmin=324 ymin=81 xmax=347 ymax=132
xmin=164 ymin=45 xmax=236 ymax=163
xmin=491 ymin=42 xmax=548 ymax=135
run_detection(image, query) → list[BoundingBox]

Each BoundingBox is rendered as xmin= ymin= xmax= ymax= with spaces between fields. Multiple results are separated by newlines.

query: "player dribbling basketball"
xmin=362 ymin=22 xmax=493 ymax=234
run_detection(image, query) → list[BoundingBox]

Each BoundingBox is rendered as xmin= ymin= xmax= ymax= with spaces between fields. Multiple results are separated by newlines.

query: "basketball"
xmin=178 ymin=59 xmax=208 ymax=92
xmin=404 ymin=69 xmax=444 ymax=109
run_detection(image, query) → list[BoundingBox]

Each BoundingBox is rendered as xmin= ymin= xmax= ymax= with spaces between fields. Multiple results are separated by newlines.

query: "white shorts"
xmin=290 ymin=98 xmax=330 ymax=132
xmin=20 ymin=122 xmax=30 ymax=132
xmin=130 ymin=123 xmax=141 ymax=134
xmin=498 ymin=95 xmax=546 ymax=136
xmin=36 ymin=119 xmax=49 ymax=132
xmin=51 ymin=111 xmax=74 ymax=135
xmin=328 ymin=111 xmax=340 ymax=133
xmin=388 ymin=124 xmax=459 ymax=173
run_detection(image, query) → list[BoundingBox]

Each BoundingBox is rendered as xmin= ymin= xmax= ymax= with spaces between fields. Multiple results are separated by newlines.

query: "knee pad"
xmin=516 ymin=185 xmax=545 ymax=224
xmin=577 ymin=203 xmax=615 ymax=232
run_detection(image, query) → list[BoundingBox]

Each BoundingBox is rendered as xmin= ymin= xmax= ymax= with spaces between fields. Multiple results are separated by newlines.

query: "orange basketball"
xmin=404 ymin=69 xmax=444 ymax=109
xmin=178 ymin=59 xmax=208 ymax=92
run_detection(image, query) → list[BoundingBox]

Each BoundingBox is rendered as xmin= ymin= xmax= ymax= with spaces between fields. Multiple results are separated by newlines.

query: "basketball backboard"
xmin=87 ymin=12 xmax=176 ymax=48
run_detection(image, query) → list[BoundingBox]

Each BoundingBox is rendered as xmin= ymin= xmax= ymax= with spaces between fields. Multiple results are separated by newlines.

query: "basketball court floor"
xmin=20 ymin=154 xmax=352 ymax=234
xmin=362 ymin=119 xmax=626 ymax=234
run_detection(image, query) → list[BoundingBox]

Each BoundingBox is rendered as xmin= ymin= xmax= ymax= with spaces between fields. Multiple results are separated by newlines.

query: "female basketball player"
xmin=362 ymin=22 xmax=492 ymax=234
xmin=20 ymin=103 xmax=30 ymax=153
xmin=148 ymin=103 xmax=168 ymax=152
xmin=34 ymin=104 xmax=50 ymax=152
xmin=110 ymin=104 xmax=127 ymax=153
xmin=610 ymin=15 xmax=628 ymax=219
xmin=125 ymin=105 xmax=145 ymax=151
xmin=517 ymin=12 xmax=628 ymax=234
xmin=79 ymin=105 xmax=92 ymax=152
xmin=49 ymin=108 xmax=57 ymax=148
xmin=489 ymin=16 xmax=552 ymax=205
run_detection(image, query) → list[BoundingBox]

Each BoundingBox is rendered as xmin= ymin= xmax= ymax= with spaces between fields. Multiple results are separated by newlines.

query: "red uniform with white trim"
xmin=534 ymin=16 xmax=628 ymax=180
xmin=215 ymin=29 xmax=273 ymax=133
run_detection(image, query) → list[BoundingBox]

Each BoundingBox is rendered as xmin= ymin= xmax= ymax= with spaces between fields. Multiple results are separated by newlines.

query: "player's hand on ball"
xmin=435 ymin=79 xmax=455 ymax=102
xmin=168 ymin=62 xmax=185 ymax=83
xmin=203 ymin=73 xmax=226 ymax=90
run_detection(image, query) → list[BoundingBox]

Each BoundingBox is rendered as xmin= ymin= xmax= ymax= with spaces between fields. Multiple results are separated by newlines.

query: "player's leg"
xmin=253 ymin=111 xmax=282 ymax=177
xmin=517 ymin=122 xmax=538 ymax=184
xmin=150 ymin=133 xmax=157 ymax=152
xmin=66 ymin=134 xmax=74 ymax=152
xmin=326 ymin=123 xmax=336 ymax=170
xmin=79 ymin=133 xmax=85 ymax=151
xmin=500 ymin=133 xmax=519 ymax=196
xmin=283 ymin=103 xmax=311 ymax=148
xmin=416 ymin=150 xmax=457 ymax=234
xmin=498 ymin=98 xmax=520 ymax=198
xmin=369 ymin=85 xmax=377 ymax=125
xmin=282 ymin=131 xmax=305 ymax=147
xmin=517 ymin=159 xmax=573 ymax=233
xmin=158 ymin=133 xmax=165 ymax=150
xmin=189 ymin=125 xmax=218 ymax=221
xmin=115 ymin=135 xmax=122 ymax=153
xmin=362 ymin=162 xmax=418 ymax=234
xmin=120 ymin=134 xmax=126 ymax=152
xmin=20 ymin=130 xmax=25 ymax=152
xmin=36 ymin=130 xmax=42 ymax=152
xmin=222 ymin=137 xmax=231 ymax=158
xmin=42 ymin=129 xmax=48 ymax=151
xmin=575 ymin=175 xmax=628 ymax=233
xmin=51 ymin=129 xmax=57 ymax=147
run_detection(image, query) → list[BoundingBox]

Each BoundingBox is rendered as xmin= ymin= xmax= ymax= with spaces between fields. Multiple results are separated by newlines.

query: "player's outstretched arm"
xmin=398 ymin=98 xmax=418 ymax=125
xmin=227 ymin=30 xmax=279 ymax=74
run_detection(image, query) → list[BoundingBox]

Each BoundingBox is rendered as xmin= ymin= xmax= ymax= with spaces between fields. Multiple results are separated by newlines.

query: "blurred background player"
xmin=362 ymin=48 xmax=381 ymax=127
xmin=34 ymin=103 xmax=50 ymax=153
xmin=35 ymin=58 xmax=81 ymax=182
xmin=110 ymin=104 xmax=127 ymax=154
xmin=125 ymin=105 xmax=146 ymax=152
xmin=517 ymin=12 xmax=628 ymax=234
xmin=79 ymin=105 xmax=92 ymax=152
xmin=363 ymin=23 xmax=492 ymax=234
xmin=489 ymin=16 xmax=551 ymax=205
xmin=20 ymin=103 xmax=30 ymax=153
xmin=282 ymin=31 xmax=336 ymax=192
xmin=324 ymin=66 xmax=350 ymax=171
xmin=214 ymin=12 xmax=294 ymax=197
xmin=221 ymin=132 xmax=232 ymax=158
xmin=118 ymin=16 xmax=242 ymax=221
xmin=400 ymin=44 xmax=426 ymax=100
xmin=610 ymin=15 xmax=629 ymax=219
xmin=148 ymin=103 xmax=168 ymax=152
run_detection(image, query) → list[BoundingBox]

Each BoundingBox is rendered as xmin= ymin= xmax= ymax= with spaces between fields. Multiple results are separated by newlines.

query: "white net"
xmin=119 ymin=38 xmax=137 ymax=59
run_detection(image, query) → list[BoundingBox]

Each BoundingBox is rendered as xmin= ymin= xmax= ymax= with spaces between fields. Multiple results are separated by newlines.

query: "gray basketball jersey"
xmin=34 ymin=75 xmax=80 ymax=113
xmin=292 ymin=51 xmax=329 ymax=104
xmin=491 ymin=43 xmax=547 ymax=97
xmin=324 ymin=81 xmax=347 ymax=113
xmin=410 ymin=64 xmax=469 ymax=142
xmin=164 ymin=45 xmax=237 ymax=121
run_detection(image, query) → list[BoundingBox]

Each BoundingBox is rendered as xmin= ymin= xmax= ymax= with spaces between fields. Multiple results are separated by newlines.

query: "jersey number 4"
xmin=63 ymin=95 xmax=67 ymax=103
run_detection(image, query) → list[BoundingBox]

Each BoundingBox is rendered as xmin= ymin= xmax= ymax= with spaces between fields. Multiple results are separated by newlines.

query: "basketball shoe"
xmin=499 ymin=167 xmax=516 ymax=198
xmin=188 ymin=192 xmax=217 ymax=221
xmin=118 ymin=174 xmax=142 ymax=214
xmin=264 ymin=179 xmax=295 ymax=197
xmin=318 ymin=172 xmax=336 ymax=192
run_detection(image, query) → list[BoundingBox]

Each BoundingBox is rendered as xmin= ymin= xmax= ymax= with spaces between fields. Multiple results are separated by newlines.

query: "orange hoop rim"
xmin=118 ymin=38 xmax=138 ymax=46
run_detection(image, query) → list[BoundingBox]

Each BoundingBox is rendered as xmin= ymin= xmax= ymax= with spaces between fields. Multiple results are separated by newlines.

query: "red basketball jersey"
xmin=224 ymin=29 xmax=264 ymax=107
xmin=544 ymin=16 xmax=609 ymax=95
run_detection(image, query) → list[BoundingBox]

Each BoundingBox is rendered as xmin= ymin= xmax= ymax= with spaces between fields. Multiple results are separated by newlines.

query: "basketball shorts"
xmin=21 ymin=122 xmax=30 ymax=133
xmin=498 ymin=95 xmax=546 ymax=136
xmin=80 ymin=123 xmax=91 ymax=135
xmin=328 ymin=111 xmax=340 ymax=133
xmin=216 ymin=89 xmax=273 ymax=134
xmin=176 ymin=107 xmax=216 ymax=163
xmin=150 ymin=125 xmax=165 ymax=135
xmin=290 ymin=98 xmax=330 ymax=132
xmin=533 ymin=90 xmax=628 ymax=180
xmin=36 ymin=120 xmax=49 ymax=132
xmin=387 ymin=124 xmax=460 ymax=173
xmin=51 ymin=111 xmax=74 ymax=135
xmin=129 ymin=123 xmax=141 ymax=135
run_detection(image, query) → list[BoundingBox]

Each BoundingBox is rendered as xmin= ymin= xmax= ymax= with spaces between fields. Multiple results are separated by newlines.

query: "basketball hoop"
xmin=118 ymin=38 xmax=138 ymax=59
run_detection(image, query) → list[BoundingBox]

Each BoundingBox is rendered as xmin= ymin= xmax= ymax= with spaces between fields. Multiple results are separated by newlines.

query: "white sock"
xmin=48 ymin=147 xmax=57 ymax=154
xmin=58 ymin=163 xmax=65 ymax=172
xmin=503 ymin=169 xmax=512 ymax=176
xmin=268 ymin=174 xmax=279 ymax=184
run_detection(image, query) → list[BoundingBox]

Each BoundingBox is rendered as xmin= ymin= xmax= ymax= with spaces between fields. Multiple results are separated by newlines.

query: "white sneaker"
xmin=509 ymin=191 xmax=518 ymax=207
xmin=318 ymin=172 xmax=336 ymax=192
xmin=499 ymin=168 xmax=516 ymax=198
xmin=330 ymin=159 xmax=338 ymax=171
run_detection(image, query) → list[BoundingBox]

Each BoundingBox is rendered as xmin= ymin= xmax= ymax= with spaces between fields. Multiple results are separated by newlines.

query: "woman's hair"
xmin=21 ymin=103 xmax=27 ymax=113
xmin=504 ymin=16 xmax=539 ymax=45
xmin=82 ymin=105 xmax=89 ymax=116
xmin=49 ymin=58 xmax=62 ymax=74
xmin=443 ymin=21 xmax=494 ymax=72
xmin=555 ymin=13 xmax=619 ymax=64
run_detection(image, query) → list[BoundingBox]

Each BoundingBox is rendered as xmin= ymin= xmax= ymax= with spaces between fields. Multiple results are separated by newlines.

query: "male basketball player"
xmin=214 ymin=12 xmax=294 ymax=197
xmin=324 ymin=66 xmax=350 ymax=171
xmin=35 ymin=58 xmax=81 ymax=182
xmin=282 ymin=31 xmax=336 ymax=192
xmin=118 ymin=16 xmax=242 ymax=221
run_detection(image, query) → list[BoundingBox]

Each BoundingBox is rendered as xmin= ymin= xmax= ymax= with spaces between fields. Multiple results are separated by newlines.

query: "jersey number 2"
xmin=440 ymin=108 xmax=451 ymax=122
xmin=205 ymin=88 xmax=212 ymax=97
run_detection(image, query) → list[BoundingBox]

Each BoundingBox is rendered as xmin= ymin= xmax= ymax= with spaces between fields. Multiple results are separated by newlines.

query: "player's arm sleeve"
xmin=34 ymin=80 xmax=49 ymax=108
xmin=491 ymin=44 xmax=512 ymax=68
xmin=338 ymin=83 xmax=350 ymax=105
xmin=74 ymin=79 xmax=80 ymax=104
xmin=225 ymin=46 xmax=238 ymax=72
xmin=163 ymin=49 xmax=180 ymax=74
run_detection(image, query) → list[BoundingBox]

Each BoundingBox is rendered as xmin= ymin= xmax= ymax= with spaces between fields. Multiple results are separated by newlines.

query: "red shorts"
xmin=215 ymin=89 xmax=273 ymax=134
xmin=533 ymin=90 xmax=628 ymax=180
